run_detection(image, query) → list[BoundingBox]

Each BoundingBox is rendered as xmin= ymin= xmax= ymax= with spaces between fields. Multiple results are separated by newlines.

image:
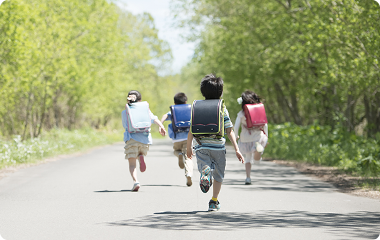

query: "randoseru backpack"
xmin=170 ymin=104 xmax=191 ymax=138
xmin=125 ymin=101 xmax=152 ymax=133
xmin=243 ymin=103 xmax=268 ymax=128
xmin=190 ymin=99 xmax=224 ymax=141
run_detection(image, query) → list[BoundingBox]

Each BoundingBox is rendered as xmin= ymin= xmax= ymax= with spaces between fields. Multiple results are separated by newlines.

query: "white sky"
xmin=119 ymin=0 xmax=196 ymax=75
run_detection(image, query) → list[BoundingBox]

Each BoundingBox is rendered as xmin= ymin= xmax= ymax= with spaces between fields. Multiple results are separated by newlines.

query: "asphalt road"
xmin=0 ymin=138 xmax=379 ymax=240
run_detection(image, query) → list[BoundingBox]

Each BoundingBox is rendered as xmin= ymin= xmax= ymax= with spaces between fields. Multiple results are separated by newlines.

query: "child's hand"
xmin=236 ymin=150 xmax=244 ymax=164
xmin=159 ymin=127 xmax=166 ymax=136
xmin=186 ymin=148 xmax=193 ymax=160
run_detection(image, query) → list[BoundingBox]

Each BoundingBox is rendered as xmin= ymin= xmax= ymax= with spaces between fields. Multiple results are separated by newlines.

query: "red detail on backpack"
xmin=243 ymin=103 xmax=268 ymax=128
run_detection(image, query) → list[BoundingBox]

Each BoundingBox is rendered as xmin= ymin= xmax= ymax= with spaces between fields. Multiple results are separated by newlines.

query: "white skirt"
xmin=238 ymin=134 xmax=268 ymax=154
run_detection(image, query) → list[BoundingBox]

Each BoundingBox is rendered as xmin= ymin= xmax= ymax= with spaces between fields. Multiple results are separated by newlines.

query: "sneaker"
xmin=138 ymin=155 xmax=146 ymax=172
xmin=178 ymin=153 xmax=185 ymax=169
xmin=132 ymin=182 xmax=140 ymax=192
xmin=245 ymin=177 xmax=251 ymax=185
xmin=186 ymin=175 xmax=192 ymax=187
xmin=256 ymin=142 xmax=264 ymax=153
xmin=200 ymin=165 xmax=212 ymax=193
xmin=208 ymin=200 xmax=221 ymax=211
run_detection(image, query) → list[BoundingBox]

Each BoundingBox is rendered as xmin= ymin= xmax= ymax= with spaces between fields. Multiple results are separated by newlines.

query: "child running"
xmin=121 ymin=90 xmax=166 ymax=192
xmin=160 ymin=92 xmax=193 ymax=187
xmin=234 ymin=90 xmax=268 ymax=185
xmin=186 ymin=74 xmax=244 ymax=211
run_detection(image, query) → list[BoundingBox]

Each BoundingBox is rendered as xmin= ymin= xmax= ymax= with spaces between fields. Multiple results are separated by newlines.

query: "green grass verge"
xmin=264 ymin=122 xmax=380 ymax=178
xmin=0 ymin=128 xmax=122 ymax=169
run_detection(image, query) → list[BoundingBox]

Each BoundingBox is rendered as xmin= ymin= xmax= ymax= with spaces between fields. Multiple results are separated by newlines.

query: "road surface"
xmin=0 ymin=138 xmax=379 ymax=240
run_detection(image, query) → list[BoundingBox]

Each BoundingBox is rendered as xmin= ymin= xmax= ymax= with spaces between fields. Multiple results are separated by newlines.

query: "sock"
xmin=211 ymin=197 xmax=218 ymax=202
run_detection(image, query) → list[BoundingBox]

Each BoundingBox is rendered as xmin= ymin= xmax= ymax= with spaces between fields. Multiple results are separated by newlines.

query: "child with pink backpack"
xmin=234 ymin=90 xmax=268 ymax=185
xmin=121 ymin=90 xmax=166 ymax=191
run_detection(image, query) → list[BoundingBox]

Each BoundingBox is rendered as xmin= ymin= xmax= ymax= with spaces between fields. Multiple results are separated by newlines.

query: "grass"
xmin=264 ymin=122 xmax=380 ymax=178
xmin=0 ymin=128 xmax=122 ymax=169
xmin=0 ymin=126 xmax=168 ymax=170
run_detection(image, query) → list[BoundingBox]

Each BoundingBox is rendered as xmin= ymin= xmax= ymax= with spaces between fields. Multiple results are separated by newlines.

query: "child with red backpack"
xmin=121 ymin=90 xmax=166 ymax=192
xmin=234 ymin=90 xmax=268 ymax=185
xmin=160 ymin=92 xmax=193 ymax=187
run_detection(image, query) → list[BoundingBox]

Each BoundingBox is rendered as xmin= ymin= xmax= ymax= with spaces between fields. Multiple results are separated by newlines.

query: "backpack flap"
xmin=191 ymin=99 xmax=224 ymax=137
xmin=125 ymin=102 xmax=152 ymax=133
xmin=170 ymin=104 xmax=191 ymax=129
xmin=243 ymin=103 xmax=268 ymax=128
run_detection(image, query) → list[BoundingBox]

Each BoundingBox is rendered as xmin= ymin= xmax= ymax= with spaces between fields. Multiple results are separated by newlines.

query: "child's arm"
xmin=160 ymin=113 xmax=168 ymax=123
xmin=153 ymin=118 xmax=167 ymax=136
xmin=226 ymin=127 xmax=244 ymax=163
xmin=186 ymin=131 xmax=193 ymax=159
xmin=233 ymin=113 xmax=242 ymax=139
xmin=159 ymin=113 xmax=168 ymax=135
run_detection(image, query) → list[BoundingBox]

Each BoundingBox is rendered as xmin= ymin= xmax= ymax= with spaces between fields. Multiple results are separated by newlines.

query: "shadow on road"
xmin=106 ymin=210 xmax=380 ymax=239
xmin=94 ymin=190 xmax=132 ymax=192
xmin=222 ymin=151 xmax=336 ymax=193
xmin=93 ymin=184 xmax=187 ymax=193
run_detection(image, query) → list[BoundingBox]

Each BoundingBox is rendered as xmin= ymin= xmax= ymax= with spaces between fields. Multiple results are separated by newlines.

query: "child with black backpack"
xmin=234 ymin=90 xmax=268 ymax=185
xmin=160 ymin=92 xmax=193 ymax=187
xmin=186 ymin=74 xmax=244 ymax=211
xmin=122 ymin=90 xmax=166 ymax=192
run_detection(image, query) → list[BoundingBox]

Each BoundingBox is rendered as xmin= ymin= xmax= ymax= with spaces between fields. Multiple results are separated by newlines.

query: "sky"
xmin=119 ymin=0 xmax=196 ymax=75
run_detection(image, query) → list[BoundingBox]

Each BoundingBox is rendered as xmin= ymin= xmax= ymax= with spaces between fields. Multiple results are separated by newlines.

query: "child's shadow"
xmin=94 ymin=190 xmax=132 ymax=193
xmin=94 ymin=184 xmax=186 ymax=193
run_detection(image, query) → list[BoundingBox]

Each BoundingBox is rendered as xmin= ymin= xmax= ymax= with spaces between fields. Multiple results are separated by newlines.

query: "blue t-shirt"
xmin=165 ymin=111 xmax=189 ymax=142
xmin=121 ymin=109 xmax=158 ymax=144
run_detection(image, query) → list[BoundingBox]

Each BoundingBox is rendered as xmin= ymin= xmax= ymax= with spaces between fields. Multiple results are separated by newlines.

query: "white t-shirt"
xmin=234 ymin=110 xmax=268 ymax=143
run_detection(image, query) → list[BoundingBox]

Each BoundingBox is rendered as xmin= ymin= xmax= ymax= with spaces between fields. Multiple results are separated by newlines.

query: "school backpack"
xmin=190 ymin=99 xmax=224 ymax=139
xmin=125 ymin=101 xmax=152 ymax=133
xmin=170 ymin=104 xmax=191 ymax=137
xmin=243 ymin=103 xmax=268 ymax=128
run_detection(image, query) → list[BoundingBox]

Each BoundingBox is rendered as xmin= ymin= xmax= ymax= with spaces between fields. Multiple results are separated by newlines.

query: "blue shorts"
xmin=195 ymin=148 xmax=226 ymax=183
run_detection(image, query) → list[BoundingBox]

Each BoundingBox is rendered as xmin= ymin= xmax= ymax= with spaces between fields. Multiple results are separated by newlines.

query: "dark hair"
xmin=127 ymin=90 xmax=142 ymax=105
xmin=174 ymin=92 xmax=187 ymax=104
xmin=200 ymin=74 xmax=223 ymax=99
xmin=241 ymin=90 xmax=262 ymax=110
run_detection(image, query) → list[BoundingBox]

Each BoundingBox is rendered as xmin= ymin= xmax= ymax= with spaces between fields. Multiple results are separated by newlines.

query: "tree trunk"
xmin=22 ymin=92 xmax=33 ymax=141
xmin=274 ymin=82 xmax=291 ymax=122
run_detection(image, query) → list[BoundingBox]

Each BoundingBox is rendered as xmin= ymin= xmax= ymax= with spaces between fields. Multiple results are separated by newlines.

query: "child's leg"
xmin=173 ymin=142 xmax=185 ymax=169
xmin=173 ymin=142 xmax=182 ymax=157
xmin=254 ymin=151 xmax=261 ymax=161
xmin=253 ymin=133 xmax=268 ymax=164
xmin=181 ymin=141 xmax=193 ymax=186
xmin=244 ymin=153 xmax=253 ymax=178
xmin=181 ymin=141 xmax=193 ymax=177
xmin=212 ymin=180 xmax=222 ymax=199
xmin=128 ymin=157 xmax=138 ymax=183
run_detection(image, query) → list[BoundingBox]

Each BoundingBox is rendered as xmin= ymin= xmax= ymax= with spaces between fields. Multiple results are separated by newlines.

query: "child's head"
xmin=174 ymin=92 xmax=187 ymax=104
xmin=127 ymin=90 xmax=142 ymax=105
xmin=241 ymin=90 xmax=262 ymax=109
xmin=200 ymin=74 xmax=223 ymax=99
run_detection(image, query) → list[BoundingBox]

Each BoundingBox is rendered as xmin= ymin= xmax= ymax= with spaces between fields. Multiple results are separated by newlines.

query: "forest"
xmin=0 ymin=0 xmax=186 ymax=139
xmin=0 ymin=0 xmax=379 ymax=177
xmin=174 ymin=0 xmax=380 ymax=137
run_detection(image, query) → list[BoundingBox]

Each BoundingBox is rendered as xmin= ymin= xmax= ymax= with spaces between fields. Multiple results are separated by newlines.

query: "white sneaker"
xmin=132 ymin=182 xmax=140 ymax=192
xmin=256 ymin=142 xmax=264 ymax=152
xmin=245 ymin=178 xmax=251 ymax=185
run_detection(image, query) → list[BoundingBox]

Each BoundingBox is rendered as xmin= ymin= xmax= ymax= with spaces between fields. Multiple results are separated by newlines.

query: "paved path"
xmin=0 ymin=138 xmax=379 ymax=240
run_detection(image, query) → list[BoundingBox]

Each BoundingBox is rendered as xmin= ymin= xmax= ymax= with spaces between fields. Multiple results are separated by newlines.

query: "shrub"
xmin=265 ymin=123 xmax=380 ymax=176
